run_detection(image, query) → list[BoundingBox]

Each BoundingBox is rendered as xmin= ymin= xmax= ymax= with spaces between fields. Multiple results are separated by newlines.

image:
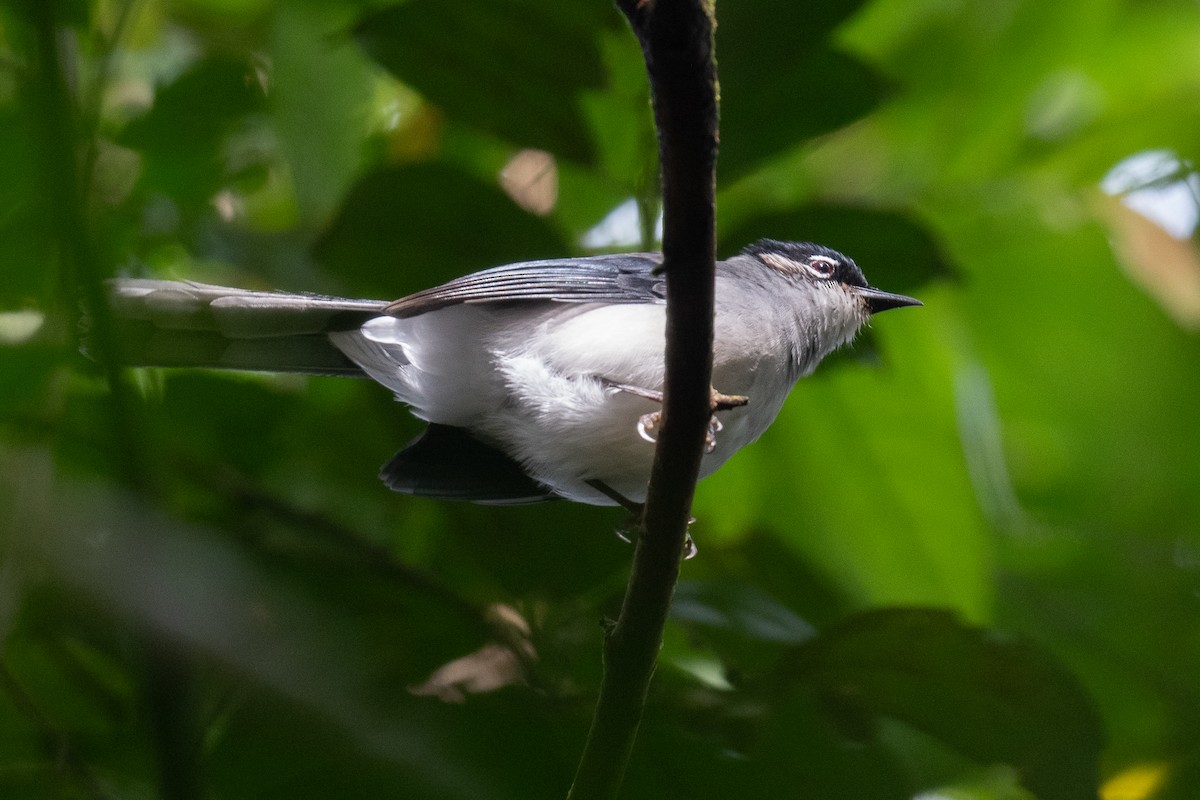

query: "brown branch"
xmin=568 ymin=1 xmax=719 ymax=798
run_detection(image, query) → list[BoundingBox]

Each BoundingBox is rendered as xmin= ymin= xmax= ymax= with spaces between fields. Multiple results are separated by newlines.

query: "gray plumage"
xmin=109 ymin=279 xmax=388 ymax=376
xmin=383 ymin=253 xmax=666 ymax=317
xmin=105 ymin=241 xmax=919 ymax=505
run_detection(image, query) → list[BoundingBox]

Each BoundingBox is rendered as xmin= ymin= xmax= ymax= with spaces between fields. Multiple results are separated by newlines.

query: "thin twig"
xmin=25 ymin=4 xmax=199 ymax=798
xmin=0 ymin=663 xmax=116 ymax=800
xmin=80 ymin=0 xmax=143 ymax=191
xmin=568 ymin=1 xmax=719 ymax=798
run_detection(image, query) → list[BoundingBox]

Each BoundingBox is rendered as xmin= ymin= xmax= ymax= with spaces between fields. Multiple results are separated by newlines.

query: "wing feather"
xmin=383 ymin=254 xmax=665 ymax=318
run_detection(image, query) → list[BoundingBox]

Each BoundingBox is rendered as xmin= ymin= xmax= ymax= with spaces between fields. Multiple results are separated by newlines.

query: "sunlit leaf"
xmin=718 ymin=0 xmax=886 ymax=180
xmin=355 ymin=0 xmax=612 ymax=164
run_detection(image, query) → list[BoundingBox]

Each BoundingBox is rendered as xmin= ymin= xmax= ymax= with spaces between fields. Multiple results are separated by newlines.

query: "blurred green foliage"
xmin=2 ymin=0 xmax=1199 ymax=798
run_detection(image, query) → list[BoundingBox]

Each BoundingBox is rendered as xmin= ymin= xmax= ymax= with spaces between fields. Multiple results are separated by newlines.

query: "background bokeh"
xmin=2 ymin=0 xmax=1199 ymax=797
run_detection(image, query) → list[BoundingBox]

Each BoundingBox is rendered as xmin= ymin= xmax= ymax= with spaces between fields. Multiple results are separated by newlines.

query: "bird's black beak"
xmin=854 ymin=286 xmax=923 ymax=314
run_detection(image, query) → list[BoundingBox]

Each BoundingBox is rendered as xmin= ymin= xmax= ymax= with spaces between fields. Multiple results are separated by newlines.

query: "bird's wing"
xmin=380 ymin=424 xmax=559 ymax=504
xmin=383 ymin=253 xmax=666 ymax=318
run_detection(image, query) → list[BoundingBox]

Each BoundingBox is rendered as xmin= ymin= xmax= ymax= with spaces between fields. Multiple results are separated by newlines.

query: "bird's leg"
xmin=587 ymin=480 xmax=698 ymax=560
xmin=603 ymin=381 xmax=663 ymax=404
xmin=586 ymin=479 xmax=644 ymax=516
xmin=605 ymin=381 xmax=748 ymax=453
xmin=710 ymin=390 xmax=750 ymax=412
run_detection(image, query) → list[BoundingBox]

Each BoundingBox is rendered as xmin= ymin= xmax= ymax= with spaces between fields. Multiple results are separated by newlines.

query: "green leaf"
xmin=725 ymin=0 xmax=873 ymax=42
xmin=0 ymin=0 xmax=89 ymax=30
xmin=718 ymin=0 xmax=888 ymax=180
xmin=354 ymin=0 xmax=612 ymax=164
xmin=313 ymin=162 xmax=567 ymax=297
xmin=664 ymin=578 xmax=818 ymax=678
xmin=119 ymin=56 xmax=266 ymax=207
xmin=266 ymin=3 xmax=374 ymax=225
xmin=0 ymin=106 xmax=56 ymax=303
xmin=789 ymin=609 xmax=1104 ymax=800
xmin=1153 ymin=751 xmax=1200 ymax=800
xmin=748 ymin=687 xmax=913 ymax=799
xmin=207 ymin=688 xmax=576 ymax=800
xmin=672 ymin=579 xmax=816 ymax=644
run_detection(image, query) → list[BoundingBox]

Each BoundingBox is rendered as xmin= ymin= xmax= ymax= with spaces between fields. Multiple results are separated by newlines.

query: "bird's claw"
xmin=638 ymin=411 xmax=723 ymax=453
xmin=613 ymin=518 xmax=699 ymax=561
xmin=704 ymin=416 xmax=722 ymax=454
xmin=637 ymin=411 xmax=660 ymax=443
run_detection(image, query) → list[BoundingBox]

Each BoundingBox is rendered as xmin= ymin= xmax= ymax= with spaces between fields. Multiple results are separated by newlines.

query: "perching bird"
xmin=107 ymin=239 xmax=920 ymax=506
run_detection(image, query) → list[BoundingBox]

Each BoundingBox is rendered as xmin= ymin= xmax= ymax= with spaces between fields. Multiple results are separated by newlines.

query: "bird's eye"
xmin=805 ymin=255 xmax=838 ymax=278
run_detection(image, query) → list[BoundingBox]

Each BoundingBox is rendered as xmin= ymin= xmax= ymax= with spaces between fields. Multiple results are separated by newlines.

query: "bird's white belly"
xmin=335 ymin=301 xmax=794 ymax=506
xmin=479 ymin=303 xmax=790 ymax=505
xmin=480 ymin=304 xmax=667 ymax=504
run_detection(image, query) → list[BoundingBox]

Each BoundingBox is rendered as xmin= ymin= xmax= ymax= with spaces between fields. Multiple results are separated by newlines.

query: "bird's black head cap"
xmin=743 ymin=239 xmax=868 ymax=287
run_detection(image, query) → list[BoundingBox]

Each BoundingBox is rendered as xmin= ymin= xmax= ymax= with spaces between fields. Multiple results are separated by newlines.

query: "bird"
xmin=106 ymin=239 xmax=920 ymax=507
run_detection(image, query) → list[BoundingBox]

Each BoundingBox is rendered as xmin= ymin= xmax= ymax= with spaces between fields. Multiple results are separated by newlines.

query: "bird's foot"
xmin=636 ymin=410 xmax=660 ymax=443
xmin=607 ymin=381 xmax=749 ymax=413
xmin=637 ymin=411 xmax=725 ymax=454
xmin=586 ymin=479 xmax=699 ymax=560
xmin=611 ymin=515 xmax=698 ymax=561
xmin=710 ymin=390 xmax=749 ymax=412
xmin=607 ymin=379 xmax=748 ymax=453
xmin=614 ymin=522 xmax=698 ymax=560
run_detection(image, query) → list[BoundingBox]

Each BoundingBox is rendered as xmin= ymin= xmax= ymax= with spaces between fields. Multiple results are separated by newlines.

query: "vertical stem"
xmin=568 ymin=1 xmax=718 ymax=798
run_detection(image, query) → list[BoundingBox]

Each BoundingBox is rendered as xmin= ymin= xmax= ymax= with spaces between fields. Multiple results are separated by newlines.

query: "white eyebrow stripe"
xmin=758 ymin=252 xmax=805 ymax=273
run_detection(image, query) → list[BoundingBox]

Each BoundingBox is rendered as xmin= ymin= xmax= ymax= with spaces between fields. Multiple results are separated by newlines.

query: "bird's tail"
xmin=102 ymin=279 xmax=389 ymax=376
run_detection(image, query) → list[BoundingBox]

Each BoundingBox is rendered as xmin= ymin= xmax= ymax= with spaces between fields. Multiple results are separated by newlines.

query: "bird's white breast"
xmin=483 ymin=303 xmax=669 ymax=504
xmin=330 ymin=277 xmax=864 ymax=506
